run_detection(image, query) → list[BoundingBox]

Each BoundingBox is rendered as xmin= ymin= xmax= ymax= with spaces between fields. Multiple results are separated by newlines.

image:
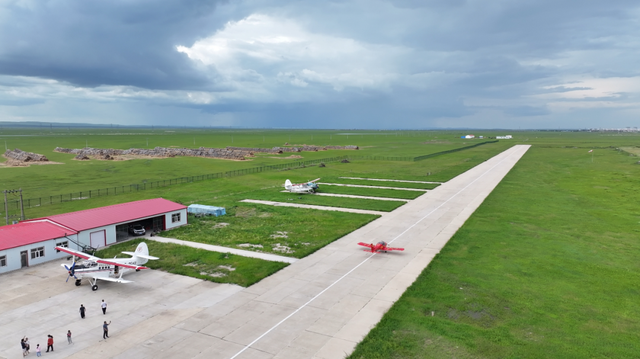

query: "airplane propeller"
xmin=64 ymin=261 xmax=77 ymax=282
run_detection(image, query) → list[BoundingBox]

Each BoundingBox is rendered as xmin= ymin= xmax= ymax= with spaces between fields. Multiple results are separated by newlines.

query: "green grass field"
xmin=96 ymin=238 xmax=288 ymax=287
xmin=163 ymin=205 xmax=379 ymax=259
xmin=349 ymin=144 xmax=640 ymax=358
xmin=5 ymin=128 xmax=640 ymax=357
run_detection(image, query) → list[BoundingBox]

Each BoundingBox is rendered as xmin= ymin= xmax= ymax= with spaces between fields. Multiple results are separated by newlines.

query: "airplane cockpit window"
xmin=378 ymin=241 xmax=387 ymax=246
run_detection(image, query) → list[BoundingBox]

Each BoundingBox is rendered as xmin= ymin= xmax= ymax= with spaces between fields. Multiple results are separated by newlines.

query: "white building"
xmin=0 ymin=198 xmax=187 ymax=274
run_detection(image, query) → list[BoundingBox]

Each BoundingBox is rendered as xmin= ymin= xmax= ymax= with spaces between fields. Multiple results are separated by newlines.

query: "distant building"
xmin=496 ymin=135 xmax=513 ymax=139
xmin=0 ymin=198 xmax=187 ymax=273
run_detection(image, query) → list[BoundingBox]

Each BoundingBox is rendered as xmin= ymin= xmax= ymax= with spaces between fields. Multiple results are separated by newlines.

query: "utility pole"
xmin=3 ymin=189 xmax=24 ymax=225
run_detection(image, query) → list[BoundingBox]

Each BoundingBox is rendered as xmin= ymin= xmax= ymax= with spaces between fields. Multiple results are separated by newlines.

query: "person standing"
xmin=24 ymin=337 xmax=30 ymax=354
xmin=46 ymin=335 xmax=53 ymax=352
xmin=20 ymin=338 xmax=26 ymax=357
xmin=79 ymin=304 xmax=86 ymax=319
xmin=35 ymin=344 xmax=41 ymax=357
xmin=101 ymin=299 xmax=107 ymax=315
xmin=67 ymin=330 xmax=72 ymax=344
xmin=103 ymin=321 xmax=111 ymax=339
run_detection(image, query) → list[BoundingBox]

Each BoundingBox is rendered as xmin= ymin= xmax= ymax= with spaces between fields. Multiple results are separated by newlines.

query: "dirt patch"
xmin=217 ymin=265 xmax=236 ymax=272
xmin=270 ymin=231 xmax=289 ymax=239
xmin=258 ymin=213 xmax=272 ymax=218
xmin=183 ymin=262 xmax=199 ymax=267
xmin=212 ymin=223 xmax=230 ymax=229
xmin=272 ymin=243 xmax=294 ymax=254
xmin=237 ymin=243 xmax=264 ymax=249
xmin=0 ymin=160 xmax=63 ymax=168
xmin=268 ymin=155 xmax=303 ymax=159
xmin=202 ymin=271 xmax=227 ymax=278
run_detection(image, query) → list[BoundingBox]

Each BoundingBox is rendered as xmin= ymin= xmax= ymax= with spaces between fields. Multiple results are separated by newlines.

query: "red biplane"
xmin=358 ymin=241 xmax=404 ymax=253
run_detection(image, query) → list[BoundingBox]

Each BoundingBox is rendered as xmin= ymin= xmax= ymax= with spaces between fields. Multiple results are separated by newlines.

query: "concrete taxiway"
xmin=0 ymin=145 xmax=529 ymax=359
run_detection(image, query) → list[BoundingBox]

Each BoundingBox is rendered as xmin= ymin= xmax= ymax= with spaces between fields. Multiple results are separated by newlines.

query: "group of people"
xmin=21 ymin=299 xmax=111 ymax=356
xmin=20 ymin=334 xmax=57 ymax=357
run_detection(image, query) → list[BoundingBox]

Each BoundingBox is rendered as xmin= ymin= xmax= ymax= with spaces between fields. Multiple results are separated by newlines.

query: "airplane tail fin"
xmin=284 ymin=179 xmax=292 ymax=189
xmin=122 ymin=242 xmax=159 ymax=265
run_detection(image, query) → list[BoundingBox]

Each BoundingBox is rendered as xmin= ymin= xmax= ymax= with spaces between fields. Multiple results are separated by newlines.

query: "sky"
xmin=0 ymin=0 xmax=639 ymax=129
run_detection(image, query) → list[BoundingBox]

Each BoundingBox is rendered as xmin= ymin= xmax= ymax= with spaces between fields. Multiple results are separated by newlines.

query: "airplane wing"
xmin=385 ymin=247 xmax=405 ymax=251
xmin=93 ymin=276 xmax=133 ymax=284
xmin=357 ymin=242 xmax=374 ymax=248
xmin=55 ymin=246 xmax=98 ymax=261
xmin=95 ymin=259 xmax=148 ymax=270
xmin=121 ymin=252 xmax=159 ymax=260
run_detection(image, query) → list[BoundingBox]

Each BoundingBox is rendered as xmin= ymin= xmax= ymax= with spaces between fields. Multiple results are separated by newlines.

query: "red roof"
xmin=26 ymin=198 xmax=187 ymax=232
xmin=0 ymin=220 xmax=76 ymax=251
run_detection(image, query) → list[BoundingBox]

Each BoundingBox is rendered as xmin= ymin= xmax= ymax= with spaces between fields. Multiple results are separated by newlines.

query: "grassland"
xmin=6 ymin=127 xmax=640 ymax=357
xmin=0 ymin=128 xmax=509 ymax=201
xmin=164 ymin=205 xmax=379 ymax=258
xmin=95 ymin=238 xmax=288 ymax=287
xmin=349 ymin=142 xmax=640 ymax=358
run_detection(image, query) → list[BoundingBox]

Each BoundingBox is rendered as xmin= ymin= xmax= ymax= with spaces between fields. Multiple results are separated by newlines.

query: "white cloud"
xmin=540 ymin=76 xmax=640 ymax=100
xmin=176 ymin=14 xmax=407 ymax=97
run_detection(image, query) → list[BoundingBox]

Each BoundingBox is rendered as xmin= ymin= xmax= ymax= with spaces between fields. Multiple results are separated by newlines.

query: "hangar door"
xmin=90 ymin=230 xmax=106 ymax=249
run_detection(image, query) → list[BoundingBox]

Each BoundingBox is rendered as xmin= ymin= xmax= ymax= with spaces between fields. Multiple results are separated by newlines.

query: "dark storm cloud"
xmin=0 ymin=0 xmax=243 ymax=89
xmin=1 ymin=0 xmax=640 ymax=128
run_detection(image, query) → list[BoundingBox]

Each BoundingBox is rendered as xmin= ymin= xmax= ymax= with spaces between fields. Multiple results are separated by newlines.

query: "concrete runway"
xmin=0 ymin=145 xmax=529 ymax=359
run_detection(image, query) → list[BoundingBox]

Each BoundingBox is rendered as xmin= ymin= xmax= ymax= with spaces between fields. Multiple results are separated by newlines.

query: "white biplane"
xmin=284 ymin=178 xmax=320 ymax=194
xmin=55 ymin=242 xmax=158 ymax=291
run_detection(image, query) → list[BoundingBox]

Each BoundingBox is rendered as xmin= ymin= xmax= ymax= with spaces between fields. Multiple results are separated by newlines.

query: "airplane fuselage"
xmin=68 ymin=258 xmax=140 ymax=280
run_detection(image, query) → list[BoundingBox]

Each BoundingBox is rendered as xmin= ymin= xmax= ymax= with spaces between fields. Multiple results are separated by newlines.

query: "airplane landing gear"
xmin=92 ymin=284 xmax=99 ymax=291
xmin=75 ymin=279 xmax=82 ymax=286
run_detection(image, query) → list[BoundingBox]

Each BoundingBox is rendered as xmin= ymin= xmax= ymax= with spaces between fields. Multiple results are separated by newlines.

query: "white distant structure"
xmin=496 ymin=135 xmax=513 ymax=139
xmin=461 ymin=134 xmax=475 ymax=139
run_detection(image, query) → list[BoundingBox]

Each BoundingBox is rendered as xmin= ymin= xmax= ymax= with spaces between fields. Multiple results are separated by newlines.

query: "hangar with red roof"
xmin=0 ymin=198 xmax=187 ymax=273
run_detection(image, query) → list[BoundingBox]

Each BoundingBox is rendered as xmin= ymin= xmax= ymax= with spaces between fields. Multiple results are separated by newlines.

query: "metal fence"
xmin=5 ymin=155 xmax=349 ymax=211
xmin=5 ymin=140 xmax=499 ymax=211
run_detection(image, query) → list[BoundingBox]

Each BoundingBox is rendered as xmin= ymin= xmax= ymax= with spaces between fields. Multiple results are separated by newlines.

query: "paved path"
xmin=239 ymin=199 xmax=387 ymax=216
xmin=279 ymin=191 xmax=411 ymax=202
xmin=319 ymin=183 xmax=428 ymax=191
xmin=0 ymin=145 xmax=530 ymax=359
xmin=339 ymin=177 xmax=441 ymax=184
xmin=148 ymin=236 xmax=299 ymax=264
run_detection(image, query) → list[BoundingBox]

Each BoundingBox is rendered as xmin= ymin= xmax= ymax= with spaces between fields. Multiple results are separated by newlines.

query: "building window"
xmin=56 ymin=241 xmax=68 ymax=249
xmin=0 ymin=255 xmax=6 ymax=267
xmin=31 ymin=247 xmax=45 ymax=259
xmin=172 ymin=212 xmax=181 ymax=223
